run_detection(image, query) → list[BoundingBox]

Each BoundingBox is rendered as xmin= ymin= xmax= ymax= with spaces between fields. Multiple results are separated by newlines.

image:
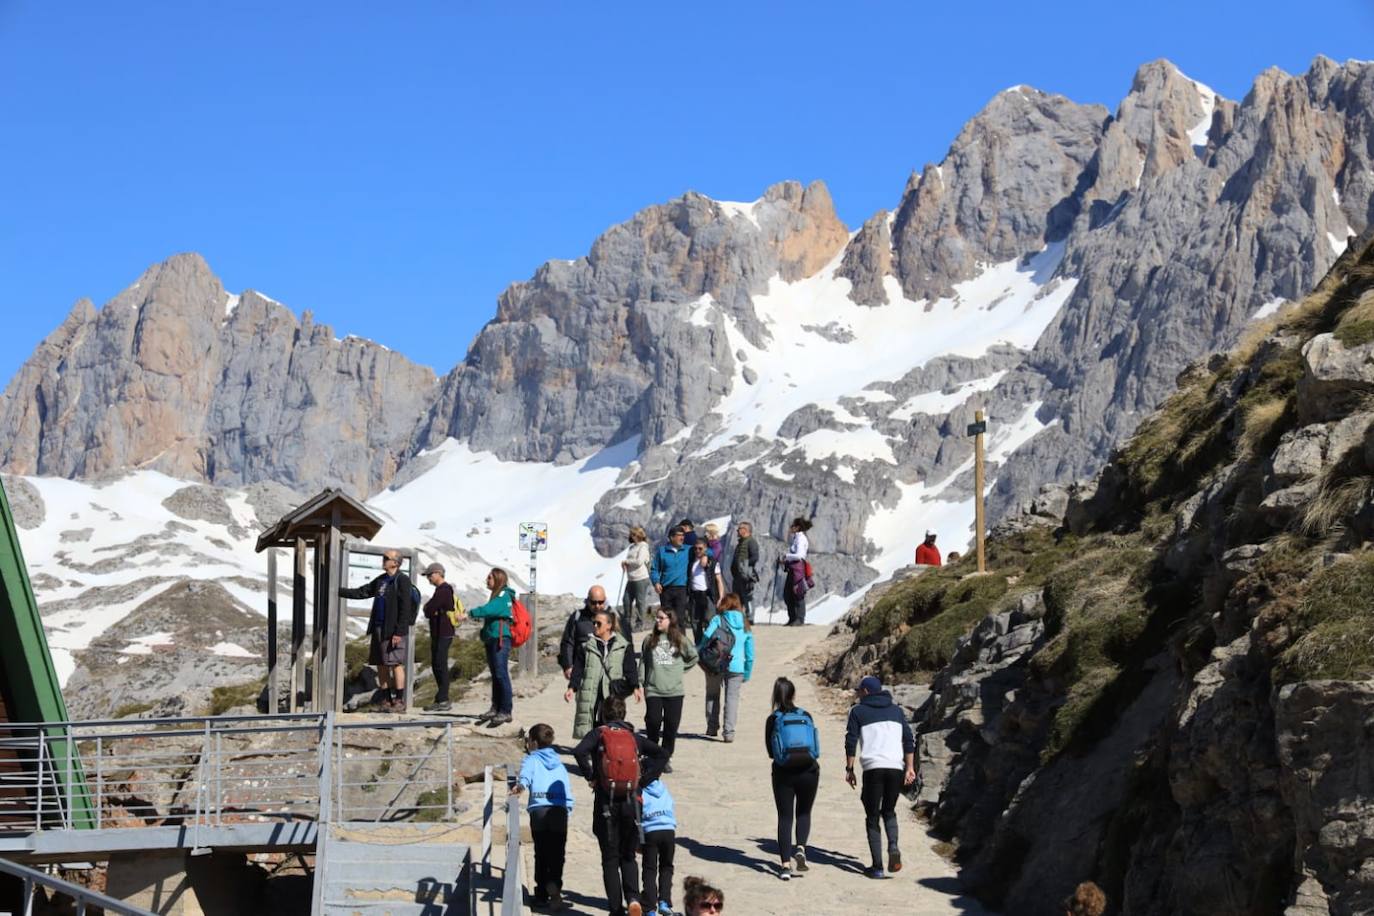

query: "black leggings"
xmin=528 ymin=806 xmax=567 ymax=896
xmin=771 ymin=764 xmax=819 ymax=862
xmin=644 ymin=695 xmax=684 ymax=759
xmin=640 ymin=829 xmax=676 ymax=908
xmin=593 ymin=793 xmax=640 ymax=912
xmin=861 ymin=768 xmax=903 ymax=868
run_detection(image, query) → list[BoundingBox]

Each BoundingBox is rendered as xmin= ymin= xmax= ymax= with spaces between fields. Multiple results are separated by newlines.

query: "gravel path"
xmin=463 ymin=622 xmax=988 ymax=915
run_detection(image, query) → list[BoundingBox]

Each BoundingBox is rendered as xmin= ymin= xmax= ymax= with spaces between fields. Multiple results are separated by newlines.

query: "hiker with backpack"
xmin=686 ymin=539 xmax=725 ymax=643
xmin=565 ymin=609 xmax=640 ymax=740
xmin=514 ymin=722 xmax=574 ymax=912
xmin=844 ymin=675 xmax=917 ymax=879
xmin=338 ymin=549 xmax=418 ymax=711
xmin=650 ymin=526 xmax=691 ymax=621
xmin=765 ymin=677 xmax=820 ymax=881
xmin=622 ymin=527 xmax=654 ymax=631
xmin=779 ymin=517 xmax=814 ymax=626
xmin=572 ymin=694 xmax=669 ymax=916
xmin=729 ymin=521 xmax=760 ymax=625
xmin=639 ymin=775 xmax=678 ymax=916
xmin=559 ymin=586 xmax=635 ymax=681
xmin=467 ymin=567 xmax=519 ymax=727
xmin=420 ymin=562 xmax=462 ymax=713
xmin=697 ymin=593 xmax=754 ymax=742
xmin=639 ymin=608 xmax=697 ymax=772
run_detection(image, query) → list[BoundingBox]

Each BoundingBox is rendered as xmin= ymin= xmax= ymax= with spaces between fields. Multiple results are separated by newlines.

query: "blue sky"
xmin=2 ymin=1 xmax=1370 ymax=386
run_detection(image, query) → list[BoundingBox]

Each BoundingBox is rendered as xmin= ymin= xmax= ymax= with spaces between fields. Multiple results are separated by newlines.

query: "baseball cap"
xmin=859 ymin=675 xmax=882 ymax=694
xmin=420 ymin=562 xmax=446 ymax=577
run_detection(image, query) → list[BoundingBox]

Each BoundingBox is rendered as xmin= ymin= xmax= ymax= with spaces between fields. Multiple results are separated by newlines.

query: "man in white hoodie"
xmin=844 ymin=675 xmax=916 ymax=879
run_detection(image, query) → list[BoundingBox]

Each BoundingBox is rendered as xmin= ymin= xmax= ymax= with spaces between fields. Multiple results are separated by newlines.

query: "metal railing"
xmin=0 ymin=855 xmax=155 ymax=915
xmin=0 ymin=712 xmax=483 ymax=834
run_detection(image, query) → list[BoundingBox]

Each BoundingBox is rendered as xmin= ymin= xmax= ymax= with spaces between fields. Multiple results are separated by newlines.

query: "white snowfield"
xmin=17 ymin=203 xmax=1091 ymax=680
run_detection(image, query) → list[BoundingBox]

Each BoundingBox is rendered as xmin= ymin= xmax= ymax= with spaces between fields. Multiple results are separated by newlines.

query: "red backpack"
xmin=510 ymin=597 xmax=533 ymax=647
xmin=597 ymin=724 xmax=641 ymax=797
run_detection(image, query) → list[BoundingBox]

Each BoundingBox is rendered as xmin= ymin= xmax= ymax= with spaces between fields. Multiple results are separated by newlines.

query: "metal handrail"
xmin=500 ymin=762 xmax=524 ymax=916
xmin=0 ymin=855 xmax=155 ymax=915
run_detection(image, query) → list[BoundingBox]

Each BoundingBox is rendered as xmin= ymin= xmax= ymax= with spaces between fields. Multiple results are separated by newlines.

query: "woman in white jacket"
xmin=780 ymin=517 xmax=812 ymax=626
xmin=621 ymin=526 xmax=653 ymax=630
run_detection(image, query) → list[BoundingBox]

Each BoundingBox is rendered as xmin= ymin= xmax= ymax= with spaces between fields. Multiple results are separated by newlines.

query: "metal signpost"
xmin=967 ymin=410 xmax=988 ymax=573
xmin=518 ymin=523 xmax=548 ymax=679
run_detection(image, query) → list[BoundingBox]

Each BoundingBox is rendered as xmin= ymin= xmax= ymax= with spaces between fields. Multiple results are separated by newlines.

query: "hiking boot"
xmin=778 ymin=863 xmax=791 ymax=881
xmin=722 ymin=735 xmax=734 ymax=743
xmin=628 ymin=902 xmax=643 ymax=916
xmin=486 ymin=713 xmax=512 ymax=727
xmin=864 ymin=866 xmax=887 ymax=879
xmin=547 ymin=887 xmax=564 ymax=911
xmin=888 ymin=849 xmax=902 ymax=873
xmin=793 ymin=849 xmax=809 ymax=873
xmin=423 ymin=700 xmax=452 ymax=713
xmin=475 ymin=708 xmax=497 ymax=722
xmin=663 ymin=762 xmax=673 ymax=774
xmin=656 ymin=903 xmax=673 ymax=916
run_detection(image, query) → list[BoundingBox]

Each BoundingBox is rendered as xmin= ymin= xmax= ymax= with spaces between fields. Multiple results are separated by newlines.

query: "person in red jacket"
xmin=914 ymin=531 xmax=941 ymax=566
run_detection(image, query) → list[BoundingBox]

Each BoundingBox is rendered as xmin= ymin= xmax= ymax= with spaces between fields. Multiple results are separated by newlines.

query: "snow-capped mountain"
xmin=5 ymin=57 xmax=1373 ymax=714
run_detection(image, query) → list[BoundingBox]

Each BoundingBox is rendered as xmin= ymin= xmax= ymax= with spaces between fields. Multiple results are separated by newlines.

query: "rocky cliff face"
xmin=821 ymin=234 xmax=1374 ymax=914
xmin=3 ymin=57 xmax=1371 ymax=611
xmin=0 ymin=253 xmax=437 ymax=496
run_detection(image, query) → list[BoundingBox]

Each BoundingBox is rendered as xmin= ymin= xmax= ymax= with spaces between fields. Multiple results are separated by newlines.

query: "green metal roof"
xmin=0 ymin=476 xmax=94 ymax=828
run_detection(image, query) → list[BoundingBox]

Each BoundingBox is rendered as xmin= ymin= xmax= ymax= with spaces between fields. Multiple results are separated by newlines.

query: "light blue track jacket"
xmin=699 ymin=610 xmax=755 ymax=679
xmin=640 ymin=779 xmax=677 ymax=833
xmin=518 ymin=747 xmax=574 ymax=812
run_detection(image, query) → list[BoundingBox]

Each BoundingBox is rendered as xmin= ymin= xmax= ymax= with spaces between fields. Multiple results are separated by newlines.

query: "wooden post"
xmin=334 ymin=541 xmax=351 ymax=717
xmin=291 ymin=538 xmax=307 ymax=714
xmin=974 ymin=408 xmax=987 ymax=573
xmin=267 ymin=549 xmax=279 ymax=714
xmin=312 ymin=540 xmax=326 ymax=712
xmin=325 ymin=511 xmax=343 ymax=713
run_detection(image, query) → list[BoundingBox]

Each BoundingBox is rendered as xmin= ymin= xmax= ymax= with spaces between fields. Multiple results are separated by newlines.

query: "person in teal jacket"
xmin=699 ymin=593 xmax=754 ymax=742
xmin=467 ymin=567 xmax=516 ymax=726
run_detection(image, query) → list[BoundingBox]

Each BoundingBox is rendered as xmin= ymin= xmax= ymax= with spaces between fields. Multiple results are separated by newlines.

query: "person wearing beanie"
xmin=915 ymin=531 xmax=941 ymax=566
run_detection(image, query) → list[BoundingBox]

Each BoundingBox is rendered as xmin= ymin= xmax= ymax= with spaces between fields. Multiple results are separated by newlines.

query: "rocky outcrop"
xmin=0 ymin=254 xmax=437 ymax=496
xmin=415 ymin=181 xmax=848 ymax=464
xmin=2 ymin=474 xmax=44 ymax=529
xmin=820 ymin=235 xmax=1374 ymax=914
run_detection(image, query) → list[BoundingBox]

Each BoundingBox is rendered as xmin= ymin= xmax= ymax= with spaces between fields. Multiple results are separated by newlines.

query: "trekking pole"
xmin=768 ymin=559 xmax=783 ymax=625
xmin=616 ymin=566 xmax=630 ymax=631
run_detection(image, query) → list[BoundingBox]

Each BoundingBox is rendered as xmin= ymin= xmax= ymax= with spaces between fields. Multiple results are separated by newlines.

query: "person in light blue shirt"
xmin=639 ymin=778 xmax=678 ymax=916
xmin=514 ymin=723 xmax=573 ymax=910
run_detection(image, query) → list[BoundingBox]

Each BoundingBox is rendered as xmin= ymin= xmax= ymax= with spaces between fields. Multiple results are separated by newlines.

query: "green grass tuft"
xmin=1276 ymin=553 xmax=1374 ymax=682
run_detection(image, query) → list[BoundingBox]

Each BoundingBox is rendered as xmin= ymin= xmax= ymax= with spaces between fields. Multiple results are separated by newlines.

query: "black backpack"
xmin=698 ymin=617 xmax=737 ymax=675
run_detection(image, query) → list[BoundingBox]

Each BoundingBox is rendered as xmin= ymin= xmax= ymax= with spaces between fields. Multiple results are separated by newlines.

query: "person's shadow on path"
xmin=678 ymin=836 xmax=774 ymax=876
xmin=747 ymin=838 xmax=868 ymax=876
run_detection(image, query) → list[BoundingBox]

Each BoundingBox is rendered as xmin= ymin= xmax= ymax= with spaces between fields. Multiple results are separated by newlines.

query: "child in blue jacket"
xmin=639 ymin=777 xmax=677 ymax=916
xmin=516 ymin=723 xmax=574 ymax=911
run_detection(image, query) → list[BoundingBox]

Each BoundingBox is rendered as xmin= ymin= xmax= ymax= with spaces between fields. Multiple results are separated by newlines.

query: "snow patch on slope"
xmin=698 ymin=242 xmax=1074 ymax=455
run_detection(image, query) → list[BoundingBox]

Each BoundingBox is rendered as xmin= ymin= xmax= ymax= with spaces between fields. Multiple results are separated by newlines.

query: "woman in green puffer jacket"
xmin=563 ymin=609 xmax=639 ymax=739
xmin=467 ymin=568 xmax=515 ymax=727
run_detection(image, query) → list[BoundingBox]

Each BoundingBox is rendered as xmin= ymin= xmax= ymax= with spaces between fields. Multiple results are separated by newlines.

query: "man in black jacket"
xmin=339 ymin=550 xmax=417 ymax=711
xmin=729 ymin=520 xmax=761 ymax=624
xmin=573 ymin=695 xmax=667 ymax=916
xmin=558 ymin=585 xmax=634 ymax=680
xmin=844 ymin=675 xmax=917 ymax=878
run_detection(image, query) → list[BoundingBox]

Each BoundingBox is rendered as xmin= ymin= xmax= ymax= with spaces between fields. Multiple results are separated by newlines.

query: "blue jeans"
xmin=485 ymin=639 xmax=513 ymax=715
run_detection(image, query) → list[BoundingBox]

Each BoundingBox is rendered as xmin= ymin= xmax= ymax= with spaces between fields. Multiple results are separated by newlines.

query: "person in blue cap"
xmin=844 ymin=674 xmax=916 ymax=879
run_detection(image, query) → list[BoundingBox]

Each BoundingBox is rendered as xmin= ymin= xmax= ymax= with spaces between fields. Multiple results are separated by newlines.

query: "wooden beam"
xmin=291 ymin=538 xmax=307 ymax=714
xmin=267 ymin=549 xmax=278 ymax=714
xmin=327 ymin=511 xmax=344 ymax=714
xmin=974 ymin=408 xmax=986 ymax=574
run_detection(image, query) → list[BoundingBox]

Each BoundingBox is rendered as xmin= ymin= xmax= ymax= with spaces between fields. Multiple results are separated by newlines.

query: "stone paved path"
xmin=461 ymin=623 xmax=989 ymax=915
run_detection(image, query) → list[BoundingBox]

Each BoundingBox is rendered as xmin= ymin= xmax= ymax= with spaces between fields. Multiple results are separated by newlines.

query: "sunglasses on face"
xmin=699 ymin=902 xmax=722 ymax=912
xmin=589 ymin=600 xmax=606 ymax=607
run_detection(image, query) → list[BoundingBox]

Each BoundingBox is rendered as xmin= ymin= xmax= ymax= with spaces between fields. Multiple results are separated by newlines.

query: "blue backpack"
xmin=770 ymin=709 xmax=820 ymax=766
